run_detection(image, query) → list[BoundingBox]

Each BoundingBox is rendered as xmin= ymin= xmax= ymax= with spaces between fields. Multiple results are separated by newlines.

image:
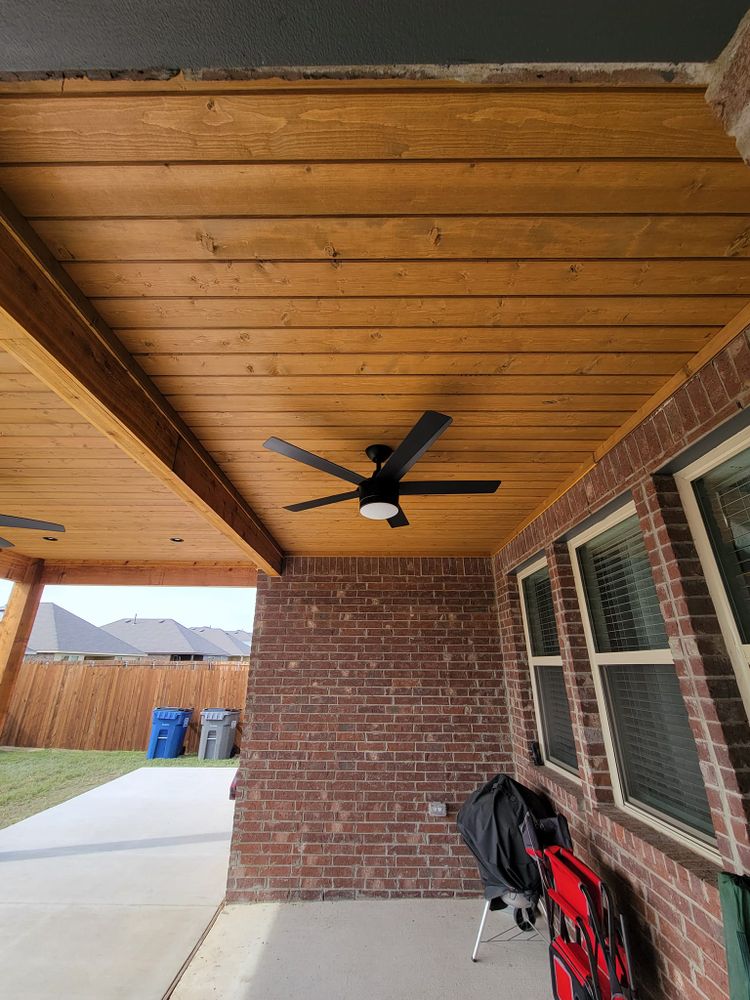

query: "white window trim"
xmin=568 ymin=501 xmax=720 ymax=863
xmin=675 ymin=424 xmax=750 ymax=722
xmin=518 ymin=555 xmax=581 ymax=784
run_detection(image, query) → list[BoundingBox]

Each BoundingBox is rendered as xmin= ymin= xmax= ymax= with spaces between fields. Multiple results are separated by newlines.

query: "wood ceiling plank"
xmin=136 ymin=351 xmax=693 ymax=378
xmin=118 ymin=327 xmax=717 ymax=355
xmin=151 ymin=374 xmax=676 ymax=396
xmin=167 ymin=392 xmax=650 ymax=412
xmin=225 ymin=440 xmax=605 ymax=455
xmin=194 ymin=428 xmax=607 ymax=444
xmin=0 ymin=435 xmax=128 ymax=449
xmin=35 ymin=215 xmax=750 ymax=262
xmin=66 ymin=260 xmax=750 ymax=298
xmin=5 ymin=160 xmax=750 ymax=217
xmin=0 ymin=195 xmax=282 ymax=574
xmin=0 ymin=394 xmax=72 ymax=410
xmin=185 ymin=409 xmax=632 ymax=427
xmin=0 ymin=91 xmax=733 ymax=162
xmin=94 ymin=296 xmax=745 ymax=329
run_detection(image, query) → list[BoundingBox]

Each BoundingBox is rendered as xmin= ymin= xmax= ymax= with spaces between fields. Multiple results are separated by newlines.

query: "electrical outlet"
xmin=428 ymin=801 xmax=448 ymax=817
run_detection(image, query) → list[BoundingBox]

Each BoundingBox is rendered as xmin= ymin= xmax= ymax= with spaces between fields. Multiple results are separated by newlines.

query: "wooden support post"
xmin=0 ymin=559 xmax=44 ymax=732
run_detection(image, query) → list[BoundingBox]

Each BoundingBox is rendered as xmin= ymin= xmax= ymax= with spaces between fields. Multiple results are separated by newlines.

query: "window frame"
xmin=517 ymin=556 xmax=581 ymax=782
xmin=568 ymin=501 xmax=719 ymax=862
xmin=675 ymin=425 xmax=750 ymax=722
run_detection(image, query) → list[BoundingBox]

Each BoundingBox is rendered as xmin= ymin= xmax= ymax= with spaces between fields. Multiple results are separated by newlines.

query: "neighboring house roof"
xmin=191 ymin=626 xmax=252 ymax=657
xmin=227 ymin=628 xmax=253 ymax=642
xmin=102 ymin=618 xmax=227 ymax=656
xmin=28 ymin=603 xmax=144 ymax=657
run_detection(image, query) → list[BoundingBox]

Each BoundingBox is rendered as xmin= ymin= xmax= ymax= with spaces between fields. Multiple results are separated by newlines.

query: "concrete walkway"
xmin=171 ymin=899 xmax=551 ymax=1000
xmin=0 ymin=767 xmax=236 ymax=1000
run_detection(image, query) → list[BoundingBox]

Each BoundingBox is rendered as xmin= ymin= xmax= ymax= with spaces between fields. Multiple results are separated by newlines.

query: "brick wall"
xmin=494 ymin=329 xmax=750 ymax=1000
xmin=228 ymin=556 xmax=508 ymax=901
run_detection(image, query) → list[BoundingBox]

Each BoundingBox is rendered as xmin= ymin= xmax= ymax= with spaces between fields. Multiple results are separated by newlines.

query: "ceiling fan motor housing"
xmin=359 ymin=476 xmax=399 ymax=517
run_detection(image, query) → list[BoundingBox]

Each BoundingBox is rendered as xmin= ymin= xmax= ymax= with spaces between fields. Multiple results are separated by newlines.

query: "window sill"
xmin=594 ymin=804 xmax=722 ymax=882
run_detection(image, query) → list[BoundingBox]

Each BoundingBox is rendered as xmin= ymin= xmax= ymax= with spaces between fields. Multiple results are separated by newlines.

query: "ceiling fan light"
xmin=360 ymin=499 xmax=399 ymax=521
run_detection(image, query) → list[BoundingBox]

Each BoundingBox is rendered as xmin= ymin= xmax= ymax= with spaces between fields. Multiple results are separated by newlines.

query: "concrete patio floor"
xmin=171 ymin=898 xmax=551 ymax=1000
xmin=0 ymin=767 xmax=236 ymax=1000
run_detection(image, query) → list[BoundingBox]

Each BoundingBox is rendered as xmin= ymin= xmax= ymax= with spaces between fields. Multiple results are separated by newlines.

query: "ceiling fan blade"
xmin=400 ymin=480 xmax=501 ymax=496
xmin=0 ymin=514 xmax=65 ymax=532
xmin=285 ymin=490 xmax=359 ymax=512
xmin=379 ymin=411 xmax=452 ymax=481
xmin=0 ymin=536 xmax=14 ymax=548
xmin=388 ymin=507 xmax=409 ymax=528
xmin=264 ymin=437 xmax=364 ymax=485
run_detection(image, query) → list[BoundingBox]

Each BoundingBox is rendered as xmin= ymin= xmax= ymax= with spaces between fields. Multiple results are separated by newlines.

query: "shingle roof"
xmin=102 ymin=617 xmax=227 ymax=656
xmin=191 ymin=627 xmax=251 ymax=657
xmin=28 ymin=603 xmax=145 ymax=657
xmin=227 ymin=628 xmax=253 ymax=642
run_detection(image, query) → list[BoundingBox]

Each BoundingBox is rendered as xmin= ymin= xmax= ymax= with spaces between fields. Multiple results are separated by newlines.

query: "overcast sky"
xmin=0 ymin=581 xmax=256 ymax=630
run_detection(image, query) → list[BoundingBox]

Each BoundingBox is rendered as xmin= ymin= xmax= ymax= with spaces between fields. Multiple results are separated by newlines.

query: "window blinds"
xmin=536 ymin=664 xmax=578 ymax=771
xmin=522 ymin=566 xmax=578 ymax=773
xmin=522 ymin=566 xmax=560 ymax=656
xmin=603 ymin=663 xmax=714 ymax=839
xmin=578 ymin=514 xmax=668 ymax=653
xmin=694 ymin=445 xmax=750 ymax=644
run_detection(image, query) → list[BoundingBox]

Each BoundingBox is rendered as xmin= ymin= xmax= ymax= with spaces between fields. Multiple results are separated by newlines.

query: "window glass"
xmin=603 ymin=663 xmax=714 ymax=839
xmin=693 ymin=446 xmax=750 ymax=644
xmin=520 ymin=565 xmax=578 ymax=774
xmin=535 ymin=664 xmax=578 ymax=771
xmin=522 ymin=566 xmax=560 ymax=656
xmin=578 ymin=514 xmax=668 ymax=653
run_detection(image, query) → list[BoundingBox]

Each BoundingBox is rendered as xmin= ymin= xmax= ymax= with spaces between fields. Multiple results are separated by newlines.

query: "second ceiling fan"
xmin=263 ymin=410 xmax=501 ymax=528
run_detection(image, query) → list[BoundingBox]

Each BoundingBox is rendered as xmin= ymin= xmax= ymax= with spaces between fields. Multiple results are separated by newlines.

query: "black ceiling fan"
xmin=0 ymin=514 xmax=65 ymax=549
xmin=263 ymin=411 xmax=501 ymax=528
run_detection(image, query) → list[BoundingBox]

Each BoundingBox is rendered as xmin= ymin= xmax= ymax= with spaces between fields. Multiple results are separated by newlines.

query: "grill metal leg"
xmin=471 ymin=899 xmax=491 ymax=962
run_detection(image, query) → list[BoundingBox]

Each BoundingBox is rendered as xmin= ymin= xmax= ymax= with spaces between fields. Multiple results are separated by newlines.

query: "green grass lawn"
xmin=0 ymin=748 xmax=236 ymax=830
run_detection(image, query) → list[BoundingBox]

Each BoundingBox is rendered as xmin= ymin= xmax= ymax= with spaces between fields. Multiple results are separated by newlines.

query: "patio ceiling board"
xmin=92 ymin=296 xmax=743 ymax=329
xmin=0 ymin=83 xmax=747 ymax=556
xmin=33 ymin=215 xmax=750 ymax=261
xmin=66 ymin=260 xmax=750 ymax=298
xmin=0 ymin=90 xmax=735 ymax=162
xmin=5 ymin=160 xmax=750 ymax=217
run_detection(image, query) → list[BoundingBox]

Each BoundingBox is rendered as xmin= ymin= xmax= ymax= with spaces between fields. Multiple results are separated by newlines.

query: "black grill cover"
xmin=457 ymin=773 xmax=553 ymax=902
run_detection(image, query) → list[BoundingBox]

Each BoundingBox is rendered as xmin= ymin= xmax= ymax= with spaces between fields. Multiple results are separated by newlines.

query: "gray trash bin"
xmin=198 ymin=708 xmax=240 ymax=760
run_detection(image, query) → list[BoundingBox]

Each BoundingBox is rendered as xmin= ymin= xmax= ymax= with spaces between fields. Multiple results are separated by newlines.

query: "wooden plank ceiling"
xmin=0 ymin=82 xmax=748 ymax=558
xmin=0 ymin=350 xmax=251 ymax=563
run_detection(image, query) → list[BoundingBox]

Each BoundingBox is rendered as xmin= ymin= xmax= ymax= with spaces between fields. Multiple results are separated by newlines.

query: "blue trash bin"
xmin=146 ymin=707 xmax=192 ymax=759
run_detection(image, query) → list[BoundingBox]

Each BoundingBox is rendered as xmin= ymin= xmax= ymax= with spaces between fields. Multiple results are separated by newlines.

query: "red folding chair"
xmin=536 ymin=846 xmax=636 ymax=1000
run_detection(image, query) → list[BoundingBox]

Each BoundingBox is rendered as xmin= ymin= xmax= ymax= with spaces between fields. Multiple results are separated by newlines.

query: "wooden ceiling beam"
xmin=41 ymin=561 xmax=258 ymax=587
xmin=0 ymin=549 xmax=39 ymax=582
xmin=0 ymin=193 xmax=283 ymax=576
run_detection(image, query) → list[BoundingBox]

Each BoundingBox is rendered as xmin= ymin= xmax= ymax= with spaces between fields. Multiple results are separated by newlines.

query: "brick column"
xmin=228 ymin=556 xmax=510 ymax=901
xmin=547 ymin=542 xmax=614 ymax=812
xmin=634 ymin=474 xmax=750 ymax=872
xmin=706 ymin=10 xmax=750 ymax=163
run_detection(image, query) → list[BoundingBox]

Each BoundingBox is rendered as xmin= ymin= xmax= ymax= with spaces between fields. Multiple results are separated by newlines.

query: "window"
xmin=518 ymin=560 xmax=579 ymax=776
xmin=570 ymin=505 xmax=715 ymax=850
xmin=676 ymin=429 xmax=750 ymax=720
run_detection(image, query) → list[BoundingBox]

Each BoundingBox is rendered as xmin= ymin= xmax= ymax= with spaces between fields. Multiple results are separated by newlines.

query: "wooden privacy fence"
xmin=1 ymin=659 xmax=250 ymax=753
